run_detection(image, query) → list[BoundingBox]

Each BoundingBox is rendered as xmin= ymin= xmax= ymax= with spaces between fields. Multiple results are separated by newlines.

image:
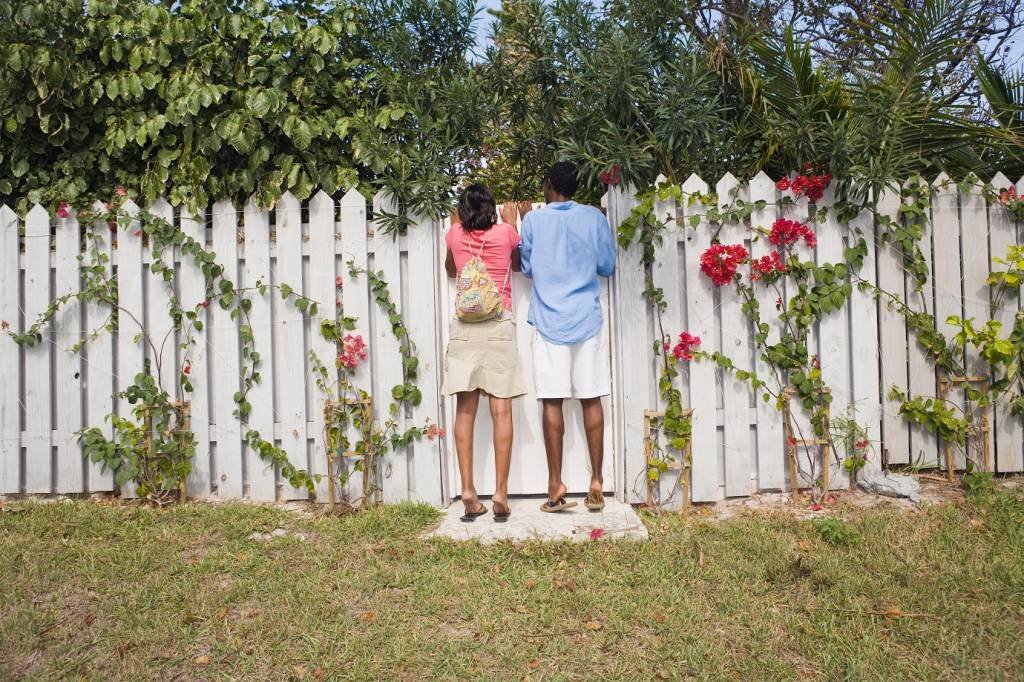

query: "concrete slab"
xmin=422 ymin=496 xmax=649 ymax=544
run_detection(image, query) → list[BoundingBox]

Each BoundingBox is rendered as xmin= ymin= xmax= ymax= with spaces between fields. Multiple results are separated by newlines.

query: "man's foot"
xmin=540 ymin=482 xmax=576 ymax=513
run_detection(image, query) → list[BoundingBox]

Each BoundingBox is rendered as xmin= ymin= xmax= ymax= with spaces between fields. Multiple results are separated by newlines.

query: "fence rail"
xmin=0 ymin=173 xmax=1021 ymax=504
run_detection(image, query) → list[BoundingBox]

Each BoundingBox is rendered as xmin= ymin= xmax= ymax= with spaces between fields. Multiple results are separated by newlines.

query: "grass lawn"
xmin=1 ymin=490 xmax=1022 ymax=680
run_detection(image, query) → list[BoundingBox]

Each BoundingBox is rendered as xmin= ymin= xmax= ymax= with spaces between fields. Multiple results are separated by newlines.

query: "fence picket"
xmin=650 ymin=177 xmax=684 ymax=504
xmin=54 ymin=210 xmax=83 ymax=493
xmin=210 ymin=200 xmax=243 ymax=498
xmin=180 ymin=206 xmax=211 ymax=497
xmin=931 ymin=175 xmax=964 ymax=470
xmin=748 ymin=172 xmax=785 ymax=490
xmin=116 ymin=201 xmax=145 ymax=498
xmin=0 ymin=206 xmax=20 ymax=493
xmin=243 ymin=196 xmax=277 ymax=500
xmin=876 ymin=190 xmax=910 ymax=465
xmin=681 ymin=174 xmax=719 ymax=501
xmin=84 ymin=205 xmax=115 ymax=492
xmin=718 ymin=174 xmax=753 ymax=496
xmin=274 ymin=192 xmax=309 ymax=500
xmin=406 ymin=213 xmax=444 ymax=506
xmin=24 ymin=205 xmax=52 ymax=493
xmin=817 ymin=183 xmax=851 ymax=489
xmin=371 ymin=192 xmax=407 ymax=503
xmin=307 ymin=191 xmax=336 ymax=501
xmin=991 ymin=174 xmax=1023 ymax=472
xmin=339 ymin=189 xmax=371 ymax=502
xmin=848 ymin=204 xmax=883 ymax=474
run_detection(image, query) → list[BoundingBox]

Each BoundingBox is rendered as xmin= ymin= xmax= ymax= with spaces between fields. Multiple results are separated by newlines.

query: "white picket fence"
xmin=0 ymin=173 xmax=1021 ymax=504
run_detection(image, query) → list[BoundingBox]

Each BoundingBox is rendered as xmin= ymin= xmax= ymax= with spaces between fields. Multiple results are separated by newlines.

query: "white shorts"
xmin=531 ymin=326 xmax=611 ymax=399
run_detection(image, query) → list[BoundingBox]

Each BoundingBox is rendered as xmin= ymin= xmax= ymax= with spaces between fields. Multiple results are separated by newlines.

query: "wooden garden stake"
xmin=782 ymin=388 xmax=833 ymax=497
xmin=324 ymin=400 xmax=337 ymax=514
xmin=938 ymin=374 xmax=992 ymax=481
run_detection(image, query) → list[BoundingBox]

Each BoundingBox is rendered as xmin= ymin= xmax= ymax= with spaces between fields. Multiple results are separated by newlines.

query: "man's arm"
xmin=519 ymin=214 xmax=534 ymax=278
xmin=445 ymin=248 xmax=456 ymax=278
xmin=596 ymin=212 xmax=616 ymax=277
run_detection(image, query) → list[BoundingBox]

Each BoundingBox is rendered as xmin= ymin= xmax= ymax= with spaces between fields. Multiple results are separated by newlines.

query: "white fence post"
xmin=0 ymin=206 xmax=20 ymax=493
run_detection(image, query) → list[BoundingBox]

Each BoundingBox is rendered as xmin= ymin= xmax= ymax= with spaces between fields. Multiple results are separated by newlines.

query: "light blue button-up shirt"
xmin=520 ymin=201 xmax=617 ymax=345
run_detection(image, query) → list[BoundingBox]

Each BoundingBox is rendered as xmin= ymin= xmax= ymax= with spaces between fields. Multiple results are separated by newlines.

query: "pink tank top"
xmin=446 ymin=222 xmax=519 ymax=310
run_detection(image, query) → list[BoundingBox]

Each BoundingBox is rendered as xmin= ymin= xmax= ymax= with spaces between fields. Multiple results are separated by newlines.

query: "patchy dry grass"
xmin=1 ymin=490 xmax=1022 ymax=680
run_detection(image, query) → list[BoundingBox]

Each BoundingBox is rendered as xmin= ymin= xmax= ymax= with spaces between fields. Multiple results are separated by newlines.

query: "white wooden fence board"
xmin=84 ymin=206 xmax=115 ymax=491
xmin=904 ymin=181 xmax=939 ymax=468
xmin=147 ymin=199 xmax=177 ymax=396
xmin=748 ymin=172 xmax=785 ymax=489
xmin=610 ymin=185 xmax=654 ymax=502
xmin=717 ymin=173 xmax=753 ymax=496
xmin=306 ymin=191 xmax=337 ymax=501
xmin=991 ymin=174 xmax=1023 ymax=472
xmin=817 ymin=183 xmax=851 ymax=489
xmin=273 ymin=192 xmax=309 ymax=500
xmin=24 ymin=205 xmax=52 ymax=493
xmin=210 ymin=200 xmax=243 ymax=497
xmin=406 ymin=212 xmax=444 ymax=506
xmin=961 ymin=182 xmax=996 ymax=470
xmin=931 ymin=176 xmax=964 ymax=469
xmin=681 ymin=174 xmax=719 ymax=501
xmin=0 ymin=206 xmax=20 ymax=493
xmin=650 ymin=176 xmax=684 ymax=504
xmin=339 ymin=188 xmax=372 ymax=502
xmin=847 ymin=204 xmax=883 ymax=474
xmin=54 ymin=210 xmax=83 ymax=493
xmin=116 ymin=202 xmax=145 ymax=497
xmin=180 ymin=207 xmax=211 ymax=497
xmin=371 ymin=192 xmax=407 ymax=503
xmin=875 ymin=190 xmax=911 ymax=465
xmin=243 ymin=196 xmax=277 ymax=500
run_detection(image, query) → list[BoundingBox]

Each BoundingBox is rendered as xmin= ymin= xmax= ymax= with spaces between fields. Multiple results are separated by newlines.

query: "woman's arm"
xmin=445 ymin=248 xmax=456 ymax=278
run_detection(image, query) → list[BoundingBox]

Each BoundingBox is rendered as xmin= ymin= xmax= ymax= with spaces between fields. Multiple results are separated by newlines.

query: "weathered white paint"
xmin=0 ymin=206 xmax=21 ymax=494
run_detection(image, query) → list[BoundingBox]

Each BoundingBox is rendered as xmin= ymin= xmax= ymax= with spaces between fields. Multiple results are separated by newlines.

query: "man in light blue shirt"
xmin=519 ymin=161 xmax=617 ymax=513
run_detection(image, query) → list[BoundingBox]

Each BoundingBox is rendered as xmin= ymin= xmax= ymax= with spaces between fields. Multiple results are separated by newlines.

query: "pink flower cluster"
xmin=751 ymin=251 xmax=786 ymax=281
xmin=600 ymin=164 xmax=621 ymax=186
xmin=337 ymin=333 xmax=367 ymax=369
xmin=425 ymin=419 xmax=446 ymax=441
xmin=768 ymin=217 xmax=816 ymax=249
xmin=700 ymin=243 xmax=748 ymax=286
xmin=672 ymin=331 xmax=701 ymax=362
xmin=776 ymin=169 xmax=831 ymax=202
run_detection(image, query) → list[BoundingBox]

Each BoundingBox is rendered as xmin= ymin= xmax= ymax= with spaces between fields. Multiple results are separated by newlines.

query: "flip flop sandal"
xmin=585 ymin=492 xmax=605 ymax=512
xmin=492 ymin=502 xmax=511 ymax=523
xmin=460 ymin=503 xmax=488 ymax=523
xmin=539 ymin=497 xmax=578 ymax=513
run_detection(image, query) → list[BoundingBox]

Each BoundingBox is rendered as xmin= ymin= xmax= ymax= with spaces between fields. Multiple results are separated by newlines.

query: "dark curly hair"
xmin=457 ymin=183 xmax=498 ymax=231
xmin=545 ymin=161 xmax=578 ymax=198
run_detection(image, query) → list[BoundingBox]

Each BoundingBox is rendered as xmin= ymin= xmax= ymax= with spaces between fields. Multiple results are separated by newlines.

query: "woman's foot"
xmin=492 ymin=496 xmax=511 ymax=523
xmin=460 ymin=495 xmax=487 ymax=522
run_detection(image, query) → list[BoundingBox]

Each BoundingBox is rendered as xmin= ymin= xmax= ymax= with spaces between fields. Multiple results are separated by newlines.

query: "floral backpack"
xmin=455 ymin=230 xmax=508 ymax=323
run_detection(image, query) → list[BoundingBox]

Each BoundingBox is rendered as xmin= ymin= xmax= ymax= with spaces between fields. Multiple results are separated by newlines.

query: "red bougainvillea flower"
xmin=700 ymin=243 xmax=748 ymax=286
xmin=337 ymin=333 xmax=368 ymax=369
xmin=57 ymin=202 xmax=69 ymax=219
xmin=197 ymin=300 xmax=210 ymax=310
xmin=751 ymin=251 xmax=786 ymax=281
xmin=672 ymin=331 xmax=701 ymax=362
xmin=778 ymin=170 xmax=831 ymax=202
xmin=855 ymin=438 xmax=869 ymax=450
xmin=999 ymin=186 xmax=1018 ymax=205
xmin=132 ymin=229 xmax=141 ymax=237
xmin=183 ymin=363 xmax=192 ymax=375
xmin=775 ymin=296 xmax=783 ymax=309
xmin=776 ymin=177 xmax=790 ymax=191
xmin=600 ymin=164 xmax=622 ymax=187
xmin=590 ymin=528 xmax=605 ymax=540
xmin=335 ymin=276 xmax=343 ymax=289
xmin=809 ymin=503 xmax=823 ymax=512
xmin=787 ymin=436 xmax=797 ymax=447
xmin=768 ymin=218 xmax=816 ymax=249
xmin=811 ymin=355 xmax=821 ymax=370
xmin=425 ymin=420 xmax=446 ymax=441
xmin=115 ymin=186 xmax=127 ymax=197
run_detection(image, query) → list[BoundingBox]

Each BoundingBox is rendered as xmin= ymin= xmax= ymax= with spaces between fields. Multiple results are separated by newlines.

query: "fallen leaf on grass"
xmin=584 ymin=620 xmax=603 ymax=631
xmin=589 ymin=528 xmax=605 ymax=541
xmin=193 ymin=655 xmax=210 ymax=666
xmin=529 ymin=659 xmax=541 ymax=669
xmin=883 ymin=606 xmax=903 ymax=618
xmin=554 ymin=577 xmax=576 ymax=592
xmin=524 ymin=579 xmax=536 ymax=590
xmin=82 ymin=613 xmax=96 ymax=627
xmin=292 ymin=664 xmax=307 ymax=679
xmin=798 ymin=540 xmax=812 ymax=552
xmin=359 ymin=611 xmax=376 ymax=622
xmin=515 ymin=605 xmax=530 ymax=614
xmin=653 ymin=612 xmax=666 ymax=624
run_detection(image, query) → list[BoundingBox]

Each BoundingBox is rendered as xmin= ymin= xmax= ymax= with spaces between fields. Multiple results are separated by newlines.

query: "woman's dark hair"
xmin=545 ymin=161 xmax=578 ymax=198
xmin=457 ymin=183 xmax=498 ymax=231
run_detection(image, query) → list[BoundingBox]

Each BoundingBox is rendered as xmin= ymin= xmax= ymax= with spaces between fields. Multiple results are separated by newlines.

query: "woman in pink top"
xmin=442 ymin=183 xmax=527 ymax=522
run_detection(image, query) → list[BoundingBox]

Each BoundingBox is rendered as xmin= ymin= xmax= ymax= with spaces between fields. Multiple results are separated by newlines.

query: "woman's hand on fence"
xmin=499 ymin=202 xmax=519 ymax=225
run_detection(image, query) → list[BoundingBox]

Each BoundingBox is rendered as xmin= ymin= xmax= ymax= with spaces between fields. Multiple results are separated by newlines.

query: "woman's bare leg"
xmin=455 ymin=391 xmax=482 ymax=512
xmin=489 ymin=395 xmax=513 ymax=511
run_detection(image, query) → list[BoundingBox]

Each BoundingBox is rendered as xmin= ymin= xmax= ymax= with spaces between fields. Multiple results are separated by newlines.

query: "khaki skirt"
xmin=442 ymin=315 xmax=527 ymax=398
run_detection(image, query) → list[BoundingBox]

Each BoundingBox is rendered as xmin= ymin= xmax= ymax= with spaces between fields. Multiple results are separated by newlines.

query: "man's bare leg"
xmin=542 ymin=398 xmax=567 ymax=501
xmin=581 ymin=397 xmax=604 ymax=498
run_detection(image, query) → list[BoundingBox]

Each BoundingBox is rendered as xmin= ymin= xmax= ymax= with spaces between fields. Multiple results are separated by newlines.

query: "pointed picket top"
xmin=212 ymin=198 xmax=236 ymax=219
xmin=655 ymin=173 xmax=669 ymax=187
xmin=120 ymin=198 xmax=140 ymax=218
xmin=716 ymin=172 xmax=740 ymax=207
xmin=1016 ymin=176 xmax=1024 ymax=193
xmin=681 ymin=172 xmax=708 ymax=195
xmin=179 ymin=203 xmax=201 ymax=224
xmin=27 ymin=203 xmax=49 ymax=223
xmin=148 ymin=197 xmax=173 ymax=228
xmin=0 ymin=204 xmax=17 ymax=231
xmin=932 ymin=171 xmax=954 ymax=193
xmin=310 ymin=189 xmax=334 ymax=213
xmin=339 ymin=187 xmax=364 ymax=208
xmin=277 ymin=190 xmax=300 ymax=214
xmin=991 ymin=172 xmax=1012 ymax=191
xmin=600 ymin=192 xmax=608 ymax=209
xmin=245 ymin=193 xmax=264 ymax=214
